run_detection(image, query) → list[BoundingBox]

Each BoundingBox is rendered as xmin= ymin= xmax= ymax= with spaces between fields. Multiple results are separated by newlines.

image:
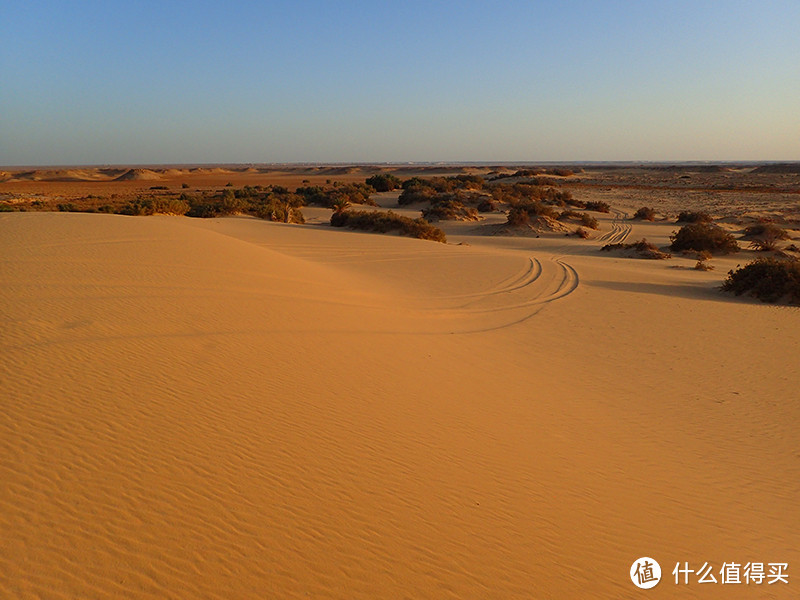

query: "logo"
xmin=631 ymin=557 xmax=662 ymax=589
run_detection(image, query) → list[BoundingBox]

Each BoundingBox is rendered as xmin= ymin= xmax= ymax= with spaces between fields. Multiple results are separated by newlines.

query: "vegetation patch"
xmin=330 ymin=210 xmax=446 ymax=243
xmin=365 ymin=174 xmax=400 ymax=192
xmin=601 ymin=239 xmax=671 ymax=259
xmin=676 ymin=211 xmax=712 ymax=223
xmin=632 ymin=206 xmax=657 ymax=221
xmin=670 ymin=223 xmax=740 ymax=255
xmin=422 ymin=199 xmax=479 ymax=222
xmin=742 ymin=223 xmax=790 ymax=251
xmin=557 ymin=210 xmax=598 ymax=229
xmin=584 ymin=201 xmax=610 ymax=213
xmin=722 ymin=258 xmax=800 ymax=304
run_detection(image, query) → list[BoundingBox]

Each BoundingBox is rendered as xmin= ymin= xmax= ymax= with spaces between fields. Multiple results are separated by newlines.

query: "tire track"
xmin=596 ymin=209 xmax=632 ymax=245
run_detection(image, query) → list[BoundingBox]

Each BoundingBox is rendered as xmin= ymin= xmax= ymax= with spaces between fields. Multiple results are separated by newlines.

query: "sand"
xmin=1 ymin=206 xmax=798 ymax=598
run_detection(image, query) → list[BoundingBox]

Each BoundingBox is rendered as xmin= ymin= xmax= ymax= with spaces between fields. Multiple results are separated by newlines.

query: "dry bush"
xmin=601 ymin=239 xmax=671 ymax=259
xmin=575 ymin=227 xmax=590 ymax=239
xmin=506 ymin=207 xmax=531 ymax=226
xmin=558 ymin=210 xmax=598 ymax=229
xmin=670 ymin=223 xmax=739 ymax=255
xmin=722 ymin=258 xmax=800 ymax=304
xmin=694 ymin=260 xmax=714 ymax=271
xmin=743 ymin=223 xmax=790 ymax=251
xmin=632 ymin=206 xmax=656 ymax=221
xmin=677 ymin=211 xmax=712 ymax=223
xmin=584 ymin=201 xmax=610 ymax=213
xmin=422 ymin=199 xmax=479 ymax=222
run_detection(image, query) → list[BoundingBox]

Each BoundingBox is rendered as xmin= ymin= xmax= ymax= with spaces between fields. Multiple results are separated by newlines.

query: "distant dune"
xmin=114 ymin=168 xmax=163 ymax=181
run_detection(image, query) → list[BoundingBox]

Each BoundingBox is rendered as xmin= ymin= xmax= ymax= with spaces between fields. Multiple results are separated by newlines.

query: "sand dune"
xmin=1 ymin=212 xmax=798 ymax=598
xmin=114 ymin=168 xmax=164 ymax=181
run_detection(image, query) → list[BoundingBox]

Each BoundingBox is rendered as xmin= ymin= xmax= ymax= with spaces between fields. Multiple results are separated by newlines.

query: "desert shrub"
xmin=181 ymin=183 xmax=190 ymax=189
xmin=57 ymin=203 xmax=78 ymax=212
xmin=722 ymin=258 xmax=800 ymax=304
xmin=670 ymin=223 xmax=739 ymax=254
xmin=477 ymin=198 xmax=497 ymax=213
xmin=677 ymin=211 xmax=712 ymax=223
xmin=601 ymin=239 xmax=671 ymax=259
xmin=0 ymin=204 xmax=16 ymax=212
xmin=694 ymin=260 xmax=714 ymax=271
xmin=506 ymin=207 xmax=530 ymax=226
xmin=584 ymin=201 xmax=610 ymax=213
xmin=149 ymin=185 xmax=168 ymax=190
xmin=119 ymin=197 xmax=189 ymax=216
xmin=422 ymin=199 xmax=479 ymax=222
xmin=546 ymin=168 xmax=574 ymax=177
xmin=743 ymin=223 xmax=790 ymax=251
xmin=575 ymin=227 xmax=590 ymax=239
xmin=365 ymin=174 xmax=401 ymax=192
xmin=295 ymin=185 xmax=330 ymax=206
xmin=186 ymin=203 xmax=220 ymax=218
xmin=506 ymin=199 xmax=558 ymax=221
xmin=398 ymin=185 xmax=438 ymax=205
xmin=632 ymin=206 xmax=656 ymax=221
xmin=98 ymin=205 xmax=115 ymax=213
xmin=253 ymin=200 xmax=305 ymax=223
xmin=557 ymin=210 xmax=598 ymax=230
xmin=330 ymin=210 xmax=446 ymax=243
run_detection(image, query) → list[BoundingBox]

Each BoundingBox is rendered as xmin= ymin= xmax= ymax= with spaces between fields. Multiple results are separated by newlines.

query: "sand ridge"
xmin=1 ymin=211 xmax=798 ymax=598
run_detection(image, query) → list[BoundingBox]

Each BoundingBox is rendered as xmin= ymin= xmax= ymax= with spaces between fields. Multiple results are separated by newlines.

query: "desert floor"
xmin=1 ymin=166 xmax=798 ymax=598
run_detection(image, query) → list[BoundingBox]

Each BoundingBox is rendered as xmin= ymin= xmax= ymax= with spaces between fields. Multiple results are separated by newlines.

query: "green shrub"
xmin=722 ymin=258 xmax=800 ymax=304
xmin=670 ymin=223 xmax=739 ymax=254
xmin=365 ymin=174 xmax=401 ymax=192
xmin=57 ymin=203 xmax=78 ymax=212
xmin=0 ymin=204 xmax=16 ymax=212
xmin=253 ymin=200 xmax=305 ymax=223
xmin=677 ymin=211 xmax=712 ymax=223
xmin=632 ymin=206 xmax=656 ymax=221
xmin=330 ymin=210 xmax=446 ymax=243
xmin=119 ymin=197 xmax=189 ymax=216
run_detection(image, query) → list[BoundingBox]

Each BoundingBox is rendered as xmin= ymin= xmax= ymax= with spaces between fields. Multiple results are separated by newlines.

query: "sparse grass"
xmin=575 ymin=227 xmax=590 ymax=239
xmin=330 ymin=210 xmax=446 ymax=243
xmin=742 ymin=223 xmax=790 ymax=251
xmin=632 ymin=206 xmax=656 ymax=221
xmin=558 ymin=210 xmax=598 ymax=229
xmin=677 ymin=211 xmax=712 ymax=223
xmin=670 ymin=223 xmax=740 ymax=255
xmin=722 ymin=257 xmax=800 ymax=304
xmin=694 ymin=259 xmax=715 ymax=271
xmin=601 ymin=238 xmax=671 ymax=259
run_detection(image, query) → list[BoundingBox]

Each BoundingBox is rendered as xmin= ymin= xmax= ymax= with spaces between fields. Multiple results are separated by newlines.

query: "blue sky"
xmin=1 ymin=1 xmax=798 ymax=165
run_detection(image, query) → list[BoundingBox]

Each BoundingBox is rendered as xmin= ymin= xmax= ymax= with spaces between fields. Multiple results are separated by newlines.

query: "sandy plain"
xmin=1 ymin=165 xmax=798 ymax=598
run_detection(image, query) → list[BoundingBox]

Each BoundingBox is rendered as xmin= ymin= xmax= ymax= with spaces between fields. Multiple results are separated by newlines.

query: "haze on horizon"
xmin=2 ymin=0 xmax=798 ymax=166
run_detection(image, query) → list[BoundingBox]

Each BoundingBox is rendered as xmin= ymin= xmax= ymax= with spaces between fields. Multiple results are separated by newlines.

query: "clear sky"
xmin=2 ymin=0 xmax=798 ymax=165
